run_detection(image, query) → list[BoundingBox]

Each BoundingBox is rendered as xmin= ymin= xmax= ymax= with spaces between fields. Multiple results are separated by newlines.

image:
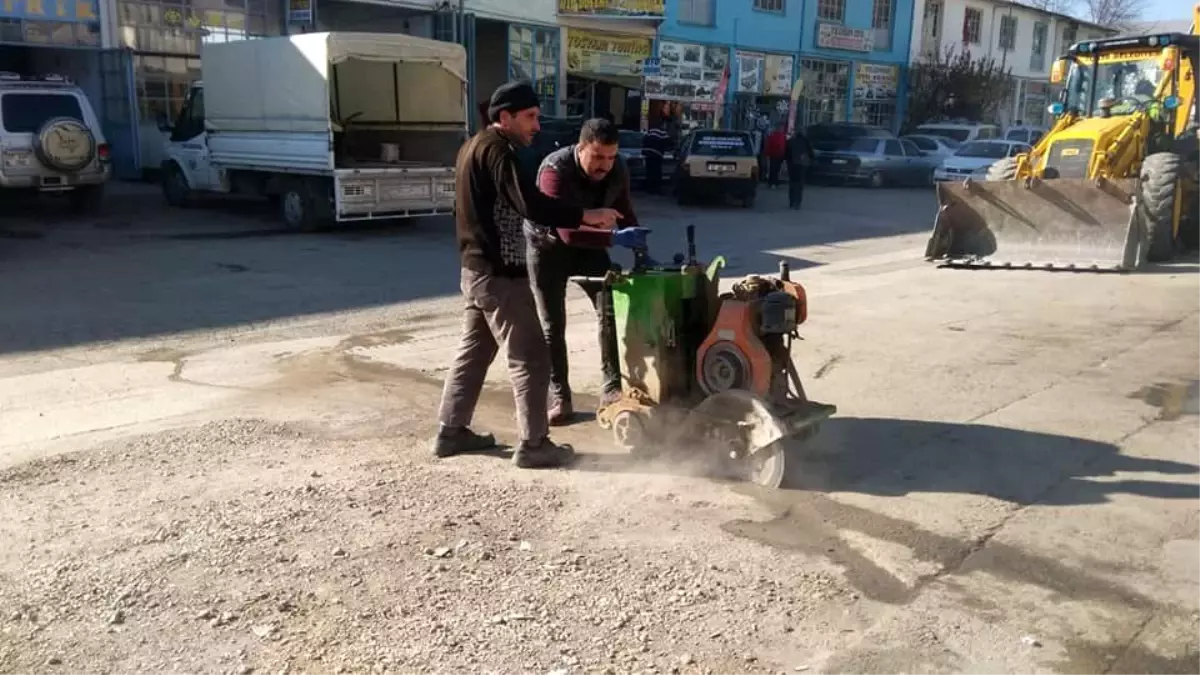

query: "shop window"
xmin=962 ymin=7 xmax=981 ymax=44
xmin=134 ymin=53 xmax=202 ymax=122
xmin=799 ymin=58 xmax=849 ymax=127
xmin=871 ymin=0 xmax=891 ymax=50
xmin=753 ymin=0 xmax=784 ymax=13
xmin=855 ymin=100 xmax=895 ymax=130
xmin=817 ymin=0 xmax=843 ymax=22
xmin=998 ymin=15 xmax=1016 ymax=51
xmin=508 ymin=24 xmax=558 ymax=115
xmin=677 ymin=0 xmax=714 ymax=26
xmin=118 ymin=0 xmax=272 ymax=54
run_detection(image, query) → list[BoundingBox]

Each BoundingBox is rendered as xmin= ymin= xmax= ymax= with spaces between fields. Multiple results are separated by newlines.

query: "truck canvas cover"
xmin=201 ymin=32 xmax=468 ymax=134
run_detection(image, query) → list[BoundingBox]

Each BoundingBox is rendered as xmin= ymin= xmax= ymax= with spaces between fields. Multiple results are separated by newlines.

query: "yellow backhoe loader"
xmin=925 ymin=5 xmax=1199 ymax=271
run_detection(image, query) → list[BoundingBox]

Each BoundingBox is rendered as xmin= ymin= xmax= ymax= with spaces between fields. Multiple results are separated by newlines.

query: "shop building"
xmin=653 ymin=0 xmax=803 ymax=131
xmin=556 ymin=0 xmax=658 ymax=129
xmin=908 ymin=0 xmax=1114 ymax=129
xmin=797 ymin=0 xmax=916 ymax=133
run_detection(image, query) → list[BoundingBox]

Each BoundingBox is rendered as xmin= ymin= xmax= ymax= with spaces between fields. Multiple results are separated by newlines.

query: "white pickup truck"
xmin=157 ymin=32 xmax=467 ymax=230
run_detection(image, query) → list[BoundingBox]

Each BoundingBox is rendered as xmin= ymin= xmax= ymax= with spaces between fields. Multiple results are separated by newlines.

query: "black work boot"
xmin=548 ymin=396 xmax=574 ymax=427
xmin=512 ymin=437 xmax=575 ymax=469
xmin=431 ymin=426 xmax=497 ymax=458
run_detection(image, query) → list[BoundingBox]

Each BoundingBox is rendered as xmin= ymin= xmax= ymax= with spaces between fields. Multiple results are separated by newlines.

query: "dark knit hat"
xmin=488 ymin=81 xmax=540 ymax=122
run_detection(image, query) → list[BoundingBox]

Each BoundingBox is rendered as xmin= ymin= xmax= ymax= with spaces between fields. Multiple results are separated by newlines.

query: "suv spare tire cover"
xmin=33 ymin=117 xmax=96 ymax=173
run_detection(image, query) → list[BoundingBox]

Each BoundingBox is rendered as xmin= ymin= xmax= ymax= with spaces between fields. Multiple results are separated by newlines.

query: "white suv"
xmin=0 ymin=72 xmax=110 ymax=212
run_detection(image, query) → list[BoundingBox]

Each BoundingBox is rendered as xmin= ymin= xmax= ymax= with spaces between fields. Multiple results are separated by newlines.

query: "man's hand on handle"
xmin=581 ymin=208 xmax=623 ymax=230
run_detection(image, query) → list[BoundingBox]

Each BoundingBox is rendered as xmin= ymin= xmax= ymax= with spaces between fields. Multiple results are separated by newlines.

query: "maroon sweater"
xmin=536 ymin=151 xmax=639 ymax=249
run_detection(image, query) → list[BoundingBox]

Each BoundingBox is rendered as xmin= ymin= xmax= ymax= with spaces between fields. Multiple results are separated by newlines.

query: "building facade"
xmin=651 ymin=0 xmax=803 ymax=130
xmin=796 ymin=0 xmax=916 ymax=133
xmin=556 ymin=0 xmax=658 ymax=129
xmin=908 ymin=0 xmax=1115 ymax=128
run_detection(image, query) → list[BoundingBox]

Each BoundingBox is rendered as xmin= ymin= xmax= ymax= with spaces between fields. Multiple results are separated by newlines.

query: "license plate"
xmin=706 ymin=162 xmax=735 ymax=172
xmin=831 ymin=158 xmax=848 ymax=165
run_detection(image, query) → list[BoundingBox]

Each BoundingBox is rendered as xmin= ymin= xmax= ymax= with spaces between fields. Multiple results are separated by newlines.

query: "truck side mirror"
xmin=156 ymin=111 xmax=172 ymax=132
xmin=1049 ymin=58 xmax=1068 ymax=84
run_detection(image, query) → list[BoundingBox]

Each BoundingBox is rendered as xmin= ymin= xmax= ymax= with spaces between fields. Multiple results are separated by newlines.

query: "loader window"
xmin=1068 ymin=56 xmax=1165 ymax=117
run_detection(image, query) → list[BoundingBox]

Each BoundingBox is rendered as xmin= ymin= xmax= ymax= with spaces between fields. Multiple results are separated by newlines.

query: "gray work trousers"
xmin=436 ymin=267 xmax=550 ymax=443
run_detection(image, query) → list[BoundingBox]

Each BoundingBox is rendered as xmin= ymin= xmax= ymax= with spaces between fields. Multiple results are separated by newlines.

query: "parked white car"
xmin=915 ymin=121 xmax=1000 ymax=143
xmin=1003 ymin=125 xmax=1048 ymax=145
xmin=933 ymin=140 xmax=1032 ymax=182
xmin=901 ymin=134 xmax=962 ymax=160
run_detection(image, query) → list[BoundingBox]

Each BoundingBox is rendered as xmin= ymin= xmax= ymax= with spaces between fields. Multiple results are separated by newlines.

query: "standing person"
xmin=642 ymin=119 xmax=669 ymax=194
xmin=525 ymin=118 xmax=649 ymax=425
xmin=433 ymin=81 xmax=623 ymax=469
xmin=783 ymin=127 xmax=815 ymax=210
xmin=764 ymin=125 xmax=788 ymax=188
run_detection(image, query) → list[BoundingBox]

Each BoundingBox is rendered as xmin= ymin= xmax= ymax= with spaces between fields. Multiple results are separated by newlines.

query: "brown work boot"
xmin=431 ymin=426 xmax=497 ymax=458
xmin=548 ymin=396 xmax=574 ymax=427
xmin=512 ymin=437 xmax=576 ymax=469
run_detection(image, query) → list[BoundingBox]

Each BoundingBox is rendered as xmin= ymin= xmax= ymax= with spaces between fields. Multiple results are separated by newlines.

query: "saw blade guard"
xmin=925 ymin=176 xmax=1144 ymax=271
xmin=673 ymin=389 xmax=789 ymax=456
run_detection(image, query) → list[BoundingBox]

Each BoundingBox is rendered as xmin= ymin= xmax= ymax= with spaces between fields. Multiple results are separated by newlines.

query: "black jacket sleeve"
xmin=488 ymin=143 xmax=584 ymax=228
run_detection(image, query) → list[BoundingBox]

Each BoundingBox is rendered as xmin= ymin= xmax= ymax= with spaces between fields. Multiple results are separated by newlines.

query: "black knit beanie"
xmin=488 ymin=81 xmax=540 ymax=123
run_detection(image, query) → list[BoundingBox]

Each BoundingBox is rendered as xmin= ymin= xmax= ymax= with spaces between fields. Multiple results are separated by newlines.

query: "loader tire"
xmin=986 ymin=156 xmax=1019 ymax=182
xmin=1139 ymin=152 xmax=1182 ymax=263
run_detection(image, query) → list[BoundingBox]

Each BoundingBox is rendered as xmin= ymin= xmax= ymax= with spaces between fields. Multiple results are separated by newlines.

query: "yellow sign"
xmin=566 ymin=29 xmax=652 ymax=78
xmin=558 ymin=0 xmax=663 ymax=18
xmin=1096 ymin=49 xmax=1160 ymax=64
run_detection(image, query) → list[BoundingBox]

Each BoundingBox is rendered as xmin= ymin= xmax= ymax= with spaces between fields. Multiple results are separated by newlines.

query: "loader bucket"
xmin=924 ymin=176 xmax=1144 ymax=271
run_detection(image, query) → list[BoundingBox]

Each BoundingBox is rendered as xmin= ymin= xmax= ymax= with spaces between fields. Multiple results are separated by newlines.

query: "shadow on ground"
xmin=0 ymin=180 xmax=937 ymax=356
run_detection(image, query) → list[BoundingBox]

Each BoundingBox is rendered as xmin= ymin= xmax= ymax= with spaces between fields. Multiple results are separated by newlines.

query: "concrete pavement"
xmin=0 ymin=182 xmax=1196 ymax=673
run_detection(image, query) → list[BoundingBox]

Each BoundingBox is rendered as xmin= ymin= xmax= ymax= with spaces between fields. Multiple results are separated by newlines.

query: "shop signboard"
xmin=763 ymin=54 xmax=794 ymax=97
xmin=853 ymin=63 xmax=898 ymax=101
xmin=817 ymin=23 xmax=874 ymax=52
xmin=566 ymin=29 xmax=652 ymax=78
xmin=641 ymin=57 xmax=660 ymax=76
xmin=735 ymin=51 xmax=764 ymax=94
xmin=643 ymin=40 xmax=728 ymax=102
xmin=557 ymin=0 xmax=663 ymax=19
xmin=287 ymin=0 xmax=313 ymax=24
xmin=0 ymin=0 xmax=100 ymax=44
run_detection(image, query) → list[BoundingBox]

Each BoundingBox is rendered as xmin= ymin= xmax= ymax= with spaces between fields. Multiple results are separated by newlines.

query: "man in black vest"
xmin=525 ymin=118 xmax=648 ymax=425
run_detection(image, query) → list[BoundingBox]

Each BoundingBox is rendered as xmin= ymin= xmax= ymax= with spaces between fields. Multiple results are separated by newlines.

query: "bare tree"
xmin=1020 ymin=0 xmax=1079 ymax=16
xmin=1082 ymin=0 xmax=1147 ymax=28
xmin=904 ymin=44 xmax=1015 ymax=130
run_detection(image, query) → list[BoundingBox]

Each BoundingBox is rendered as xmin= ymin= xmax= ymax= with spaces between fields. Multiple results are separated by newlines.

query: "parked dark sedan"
xmin=808 ymin=137 xmax=937 ymax=188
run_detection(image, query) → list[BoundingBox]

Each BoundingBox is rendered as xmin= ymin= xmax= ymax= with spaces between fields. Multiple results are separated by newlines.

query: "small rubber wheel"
xmin=869 ymin=171 xmax=885 ymax=189
xmin=611 ymin=410 xmax=648 ymax=455
xmin=162 ymin=162 xmax=191 ymax=207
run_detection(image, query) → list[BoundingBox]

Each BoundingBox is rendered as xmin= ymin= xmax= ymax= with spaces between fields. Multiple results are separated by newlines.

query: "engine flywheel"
xmin=699 ymin=342 xmax=752 ymax=395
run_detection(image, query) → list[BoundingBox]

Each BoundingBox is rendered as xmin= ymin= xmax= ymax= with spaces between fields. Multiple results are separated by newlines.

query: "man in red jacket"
xmin=764 ymin=125 xmax=788 ymax=188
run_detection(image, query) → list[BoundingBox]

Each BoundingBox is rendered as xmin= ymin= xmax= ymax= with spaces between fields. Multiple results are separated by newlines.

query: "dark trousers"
xmin=528 ymin=244 xmax=621 ymax=404
xmin=644 ymin=155 xmax=663 ymax=194
xmin=437 ymin=267 xmax=550 ymax=442
xmin=768 ymin=157 xmax=784 ymax=187
xmin=788 ymin=164 xmax=806 ymax=209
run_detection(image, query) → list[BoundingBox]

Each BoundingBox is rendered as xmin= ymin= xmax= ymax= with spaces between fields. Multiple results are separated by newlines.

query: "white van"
xmin=915 ymin=122 xmax=1000 ymax=144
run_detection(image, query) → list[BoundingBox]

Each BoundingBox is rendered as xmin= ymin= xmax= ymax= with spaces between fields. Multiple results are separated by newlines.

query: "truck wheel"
xmin=162 ymin=162 xmax=192 ymax=207
xmin=986 ymin=157 xmax=1020 ymax=182
xmin=1139 ymin=152 xmax=1182 ymax=262
xmin=280 ymin=179 xmax=332 ymax=233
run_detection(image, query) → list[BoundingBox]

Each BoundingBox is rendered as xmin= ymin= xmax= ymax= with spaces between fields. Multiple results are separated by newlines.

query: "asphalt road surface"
xmin=0 ymin=182 xmax=1196 ymax=675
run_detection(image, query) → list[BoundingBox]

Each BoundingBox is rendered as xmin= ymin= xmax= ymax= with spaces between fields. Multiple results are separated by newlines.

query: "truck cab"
xmin=158 ymin=84 xmax=218 ymax=199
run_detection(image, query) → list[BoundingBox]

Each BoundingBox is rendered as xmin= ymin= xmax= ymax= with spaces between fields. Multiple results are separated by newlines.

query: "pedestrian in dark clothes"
xmin=784 ymin=128 xmax=815 ymax=210
xmin=642 ymin=120 xmax=669 ymax=194
xmin=525 ymin=118 xmax=650 ymax=425
xmin=432 ymin=81 xmax=623 ymax=469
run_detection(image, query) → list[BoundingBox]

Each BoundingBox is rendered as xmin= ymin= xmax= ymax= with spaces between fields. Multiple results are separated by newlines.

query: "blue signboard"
xmin=0 ymin=0 xmax=99 ymax=22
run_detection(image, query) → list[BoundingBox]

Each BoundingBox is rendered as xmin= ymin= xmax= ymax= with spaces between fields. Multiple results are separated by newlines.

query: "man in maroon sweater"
xmin=434 ymin=83 xmax=622 ymax=469
xmin=524 ymin=118 xmax=648 ymax=425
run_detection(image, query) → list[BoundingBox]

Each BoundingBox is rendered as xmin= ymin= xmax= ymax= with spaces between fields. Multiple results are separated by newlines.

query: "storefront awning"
xmin=570 ymin=71 xmax=643 ymax=89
